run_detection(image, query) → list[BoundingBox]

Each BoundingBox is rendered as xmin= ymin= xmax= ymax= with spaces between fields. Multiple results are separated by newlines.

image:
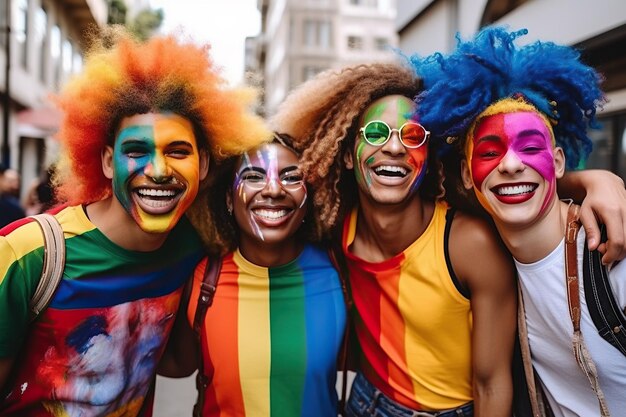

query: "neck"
xmin=352 ymin=193 xmax=434 ymax=262
xmin=86 ymin=198 xmax=169 ymax=252
xmin=494 ymin=198 xmax=569 ymax=264
xmin=239 ymin=237 xmax=305 ymax=267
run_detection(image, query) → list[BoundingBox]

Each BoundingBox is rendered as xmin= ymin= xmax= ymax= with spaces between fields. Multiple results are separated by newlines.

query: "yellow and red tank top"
xmin=342 ymin=201 xmax=472 ymax=410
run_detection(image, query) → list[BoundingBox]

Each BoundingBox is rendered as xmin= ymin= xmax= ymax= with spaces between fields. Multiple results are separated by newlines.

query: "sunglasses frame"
xmin=359 ymin=120 xmax=430 ymax=149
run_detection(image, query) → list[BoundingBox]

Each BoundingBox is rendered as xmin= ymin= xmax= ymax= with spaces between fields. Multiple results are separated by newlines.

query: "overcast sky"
xmin=149 ymin=0 xmax=261 ymax=85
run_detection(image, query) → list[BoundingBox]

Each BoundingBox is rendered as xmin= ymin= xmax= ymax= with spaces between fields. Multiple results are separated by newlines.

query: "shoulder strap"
xmin=192 ymin=256 xmax=222 ymax=417
xmin=564 ymin=204 xmax=611 ymax=417
xmin=192 ymin=256 xmax=222 ymax=335
xmin=29 ymin=213 xmax=65 ymax=321
xmin=583 ymin=225 xmax=626 ymax=356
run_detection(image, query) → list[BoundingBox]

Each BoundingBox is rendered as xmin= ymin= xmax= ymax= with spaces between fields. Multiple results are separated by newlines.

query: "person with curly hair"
xmin=159 ymin=133 xmax=347 ymax=416
xmin=0 ymin=28 xmax=269 ymax=417
xmin=270 ymin=57 xmax=626 ymax=416
xmin=414 ymin=26 xmax=626 ymax=417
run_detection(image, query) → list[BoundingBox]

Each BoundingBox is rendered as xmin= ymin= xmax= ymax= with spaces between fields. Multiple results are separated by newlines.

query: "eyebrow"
xmin=518 ymin=129 xmax=545 ymax=139
xmin=239 ymin=165 xmax=301 ymax=175
xmin=475 ymin=135 xmax=502 ymax=144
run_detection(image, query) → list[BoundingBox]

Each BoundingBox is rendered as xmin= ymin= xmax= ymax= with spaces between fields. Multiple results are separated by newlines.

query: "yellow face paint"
xmin=112 ymin=113 xmax=206 ymax=234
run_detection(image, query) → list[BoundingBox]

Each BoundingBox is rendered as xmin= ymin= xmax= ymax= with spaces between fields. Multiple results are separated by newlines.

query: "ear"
xmin=199 ymin=151 xmax=210 ymax=181
xmin=102 ymin=146 xmax=114 ymax=180
xmin=460 ymin=158 xmax=474 ymax=190
xmin=553 ymin=147 xmax=566 ymax=179
xmin=343 ymin=149 xmax=354 ymax=170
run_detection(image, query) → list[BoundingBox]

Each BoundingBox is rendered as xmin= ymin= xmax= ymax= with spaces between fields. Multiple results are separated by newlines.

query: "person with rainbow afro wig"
xmin=0 ymin=27 xmax=270 ymax=417
xmin=413 ymin=26 xmax=626 ymax=417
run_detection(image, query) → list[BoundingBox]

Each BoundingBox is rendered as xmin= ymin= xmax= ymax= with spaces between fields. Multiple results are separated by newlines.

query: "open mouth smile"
xmin=374 ymin=165 xmax=408 ymax=177
xmin=133 ymin=187 xmax=184 ymax=213
xmin=490 ymin=183 xmax=538 ymax=204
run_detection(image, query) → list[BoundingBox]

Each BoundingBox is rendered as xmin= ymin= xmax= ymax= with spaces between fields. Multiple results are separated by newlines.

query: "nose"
xmin=498 ymin=149 xmax=525 ymax=175
xmin=381 ymin=129 xmax=406 ymax=156
xmin=260 ymin=178 xmax=285 ymax=198
xmin=144 ymin=153 xmax=172 ymax=183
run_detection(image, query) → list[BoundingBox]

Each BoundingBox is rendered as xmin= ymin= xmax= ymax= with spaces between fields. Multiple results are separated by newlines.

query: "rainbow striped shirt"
xmin=187 ymin=244 xmax=346 ymax=417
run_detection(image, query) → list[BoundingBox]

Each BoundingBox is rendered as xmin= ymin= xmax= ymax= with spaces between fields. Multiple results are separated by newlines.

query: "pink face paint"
xmin=468 ymin=111 xmax=556 ymax=214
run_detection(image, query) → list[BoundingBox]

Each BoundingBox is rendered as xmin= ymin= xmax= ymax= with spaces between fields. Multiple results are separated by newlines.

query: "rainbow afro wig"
xmin=53 ymin=27 xmax=270 ymax=204
xmin=410 ymin=26 xmax=605 ymax=169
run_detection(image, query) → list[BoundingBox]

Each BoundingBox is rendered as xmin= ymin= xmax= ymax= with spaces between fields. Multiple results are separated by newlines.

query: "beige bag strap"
xmin=28 ymin=213 xmax=66 ymax=320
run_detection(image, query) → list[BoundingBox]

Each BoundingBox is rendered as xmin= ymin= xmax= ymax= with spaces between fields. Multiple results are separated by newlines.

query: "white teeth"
xmin=496 ymin=184 xmax=536 ymax=196
xmin=137 ymin=188 xmax=177 ymax=197
xmin=374 ymin=165 xmax=407 ymax=175
xmin=254 ymin=209 xmax=288 ymax=220
xmin=141 ymin=199 xmax=172 ymax=208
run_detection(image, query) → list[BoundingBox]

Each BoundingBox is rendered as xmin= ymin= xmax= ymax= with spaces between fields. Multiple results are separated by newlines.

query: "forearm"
xmin=473 ymin=373 xmax=513 ymax=417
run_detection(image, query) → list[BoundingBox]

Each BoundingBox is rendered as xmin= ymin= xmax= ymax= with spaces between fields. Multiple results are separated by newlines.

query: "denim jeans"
xmin=346 ymin=373 xmax=474 ymax=417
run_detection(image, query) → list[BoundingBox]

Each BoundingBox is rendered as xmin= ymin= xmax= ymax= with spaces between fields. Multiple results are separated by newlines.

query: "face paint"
xmin=111 ymin=113 xmax=204 ymax=234
xmin=232 ymin=143 xmax=307 ymax=245
xmin=467 ymin=111 xmax=557 ymax=220
xmin=351 ymin=95 xmax=428 ymax=205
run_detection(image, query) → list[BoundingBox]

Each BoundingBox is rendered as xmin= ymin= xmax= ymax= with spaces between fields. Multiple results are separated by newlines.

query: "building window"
xmin=302 ymin=66 xmax=325 ymax=82
xmin=35 ymin=6 xmax=47 ymax=82
xmin=347 ymin=35 xmax=363 ymax=50
xmin=349 ymin=0 xmax=377 ymax=6
xmin=375 ymin=37 xmax=389 ymax=51
xmin=0 ymin=0 xmax=6 ymax=47
xmin=63 ymin=39 xmax=73 ymax=79
xmin=73 ymin=52 xmax=83 ymax=75
xmin=303 ymin=19 xmax=332 ymax=49
xmin=50 ymin=24 xmax=61 ymax=88
xmin=15 ymin=0 xmax=29 ymax=68
xmin=586 ymin=112 xmax=626 ymax=182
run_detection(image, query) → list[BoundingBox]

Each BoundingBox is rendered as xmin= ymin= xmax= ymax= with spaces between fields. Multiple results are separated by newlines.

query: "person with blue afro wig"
xmin=412 ymin=26 xmax=626 ymax=417
xmin=411 ymin=26 xmax=626 ymax=264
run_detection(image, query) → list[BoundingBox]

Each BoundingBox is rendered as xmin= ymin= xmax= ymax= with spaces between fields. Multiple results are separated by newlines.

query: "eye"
xmin=478 ymin=150 xmax=500 ymax=159
xmin=520 ymin=146 xmax=546 ymax=153
xmin=281 ymin=171 xmax=304 ymax=185
xmin=167 ymin=148 xmax=192 ymax=159
xmin=241 ymin=172 xmax=266 ymax=183
xmin=124 ymin=147 xmax=149 ymax=159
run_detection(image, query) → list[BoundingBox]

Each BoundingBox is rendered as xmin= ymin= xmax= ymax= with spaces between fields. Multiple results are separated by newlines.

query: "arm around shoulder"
xmin=448 ymin=212 xmax=517 ymax=417
xmin=559 ymin=169 xmax=626 ymax=263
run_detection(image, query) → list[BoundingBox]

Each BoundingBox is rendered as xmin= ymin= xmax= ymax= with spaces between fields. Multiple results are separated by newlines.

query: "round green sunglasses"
xmin=359 ymin=120 xmax=430 ymax=149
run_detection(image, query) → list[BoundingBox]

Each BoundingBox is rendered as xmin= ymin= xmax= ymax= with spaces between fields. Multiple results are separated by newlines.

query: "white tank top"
xmin=516 ymin=228 xmax=626 ymax=417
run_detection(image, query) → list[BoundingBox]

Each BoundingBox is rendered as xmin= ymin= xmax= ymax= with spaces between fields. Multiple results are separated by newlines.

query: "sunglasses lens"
xmin=401 ymin=123 xmax=426 ymax=147
xmin=363 ymin=121 xmax=390 ymax=145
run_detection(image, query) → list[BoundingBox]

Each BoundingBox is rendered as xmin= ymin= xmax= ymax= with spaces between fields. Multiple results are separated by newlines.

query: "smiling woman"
xmin=159 ymin=133 xmax=347 ymax=417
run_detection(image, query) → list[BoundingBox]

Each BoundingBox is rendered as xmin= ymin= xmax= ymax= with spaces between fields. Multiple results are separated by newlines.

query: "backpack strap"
xmin=564 ymin=204 xmax=611 ymax=417
xmin=29 ymin=213 xmax=65 ymax=321
xmin=192 ymin=256 xmax=222 ymax=417
xmin=583 ymin=225 xmax=626 ymax=356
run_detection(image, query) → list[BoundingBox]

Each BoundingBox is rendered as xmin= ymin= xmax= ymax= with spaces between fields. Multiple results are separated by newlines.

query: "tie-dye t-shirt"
xmin=187 ymin=244 xmax=346 ymax=417
xmin=342 ymin=202 xmax=473 ymax=410
xmin=0 ymin=205 xmax=203 ymax=417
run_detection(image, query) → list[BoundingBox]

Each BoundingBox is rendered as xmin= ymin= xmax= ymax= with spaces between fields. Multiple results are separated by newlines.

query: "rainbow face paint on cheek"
xmin=112 ymin=125 xmax=155 ymax=218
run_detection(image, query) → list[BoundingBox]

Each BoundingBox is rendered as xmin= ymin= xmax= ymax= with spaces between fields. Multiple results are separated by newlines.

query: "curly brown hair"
xmin=270 ymin=61 xmax=443 ymax=238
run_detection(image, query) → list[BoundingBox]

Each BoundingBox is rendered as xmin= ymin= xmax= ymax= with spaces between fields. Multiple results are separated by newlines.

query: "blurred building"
xmin=251 ymin=0 xmax=399 ymax=116
xmin=396 ymin=0 xmax=626 ymax=178
xmin=0 ymin=0 xmax=108 ymax=199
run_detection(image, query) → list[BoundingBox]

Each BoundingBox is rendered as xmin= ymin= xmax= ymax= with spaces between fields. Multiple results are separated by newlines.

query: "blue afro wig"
xmin=410 ymin=26 xmax=605 ymax=169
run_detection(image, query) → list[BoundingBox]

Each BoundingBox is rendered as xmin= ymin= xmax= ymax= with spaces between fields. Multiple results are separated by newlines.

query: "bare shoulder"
xmin=448 ymin=210 xmax=515 ymax=290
